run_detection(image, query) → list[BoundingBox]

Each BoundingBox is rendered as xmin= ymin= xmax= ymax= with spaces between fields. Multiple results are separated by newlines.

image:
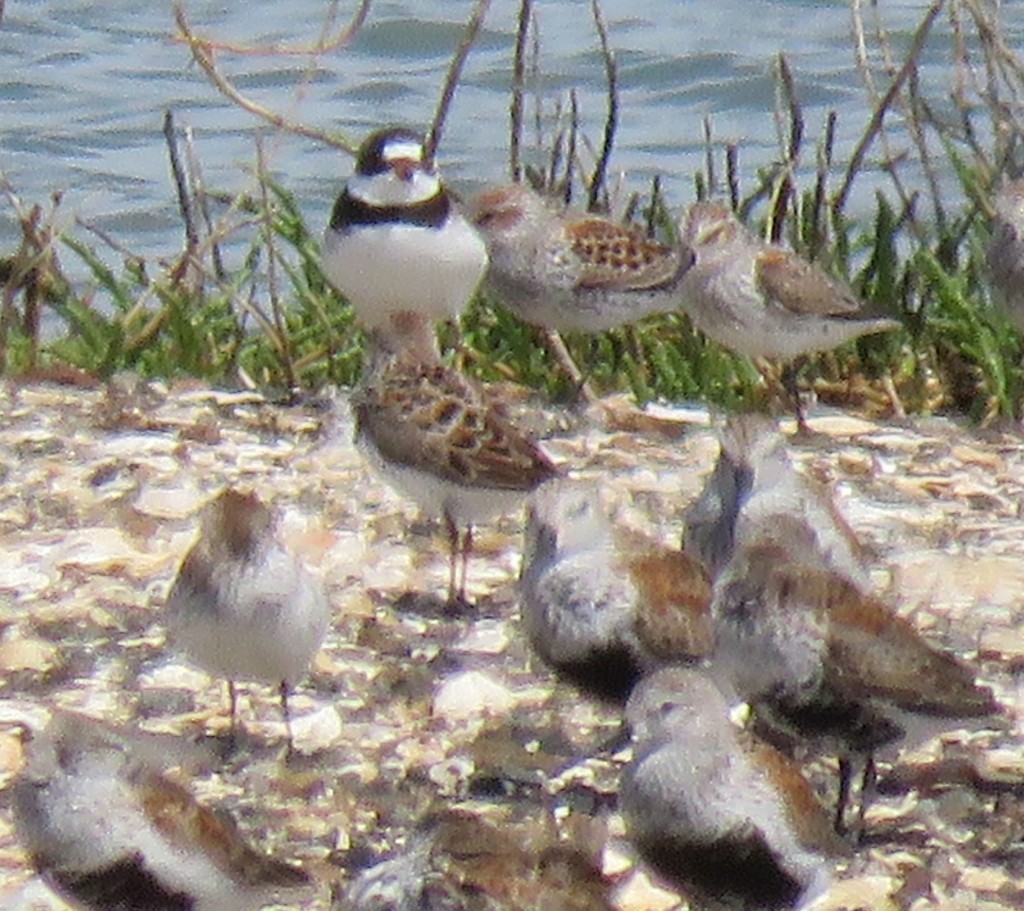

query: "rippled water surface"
xmin=1 ymin=1 xmax=1022 ymax=264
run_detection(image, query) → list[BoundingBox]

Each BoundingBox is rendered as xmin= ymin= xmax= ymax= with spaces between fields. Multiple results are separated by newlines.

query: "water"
xmin=1 ymin=1 xmax=1021 ymax=275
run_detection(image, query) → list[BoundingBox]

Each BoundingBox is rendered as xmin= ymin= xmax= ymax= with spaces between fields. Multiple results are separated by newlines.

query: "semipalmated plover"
xmin=323 ymin=126 xmax=488 ymax=332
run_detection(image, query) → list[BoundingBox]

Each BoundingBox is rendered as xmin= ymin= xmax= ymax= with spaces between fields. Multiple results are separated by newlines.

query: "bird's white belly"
xmin=323 ymin=219 xmax=486 ymax=326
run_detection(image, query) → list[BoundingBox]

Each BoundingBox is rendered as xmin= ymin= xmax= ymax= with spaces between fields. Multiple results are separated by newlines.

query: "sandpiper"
xmin=12 ymin=712 xmax=311 ymax=911
xmin=678 ymin=200 xmax=899 ymax=427
xmin=710 ymin=535 xmax=1002 ymax=833
xmin=521 ymin=477 xmax=712 ymax=701
xmin=165 ymin=488 xmax=331 ymax=752
xmin=353 ymin=316 xmax=560 ymax=606
xmin=621 ymin=666 xmax=848 ymax=910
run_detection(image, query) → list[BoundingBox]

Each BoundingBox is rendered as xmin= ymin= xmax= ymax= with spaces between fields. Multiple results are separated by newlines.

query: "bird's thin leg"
xmin=225 ymin=679 xmax=240 ymax=753
xmin=781 ymin=360 xmax=809 ymax=434
xmin=459 ymin=524 xmax=473 ymax=604
xmin=227 ymin=680 xmax=238 ymax=734
xmin=544 ymin=329 xmax=597 ymax=405
xmin=853 ymin=753 xmax=878 ymax=845
xmin=445 ymin=514 xmax=460 ymax=605
xmin=835 ymin=754 xmax=853 ymax=835
xmin=279 ymin=680 xmax=294 ymax=760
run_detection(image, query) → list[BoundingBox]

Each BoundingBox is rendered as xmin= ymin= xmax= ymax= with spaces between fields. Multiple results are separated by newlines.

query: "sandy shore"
xmin=0 ymin=377 xmax=1022 ymax=910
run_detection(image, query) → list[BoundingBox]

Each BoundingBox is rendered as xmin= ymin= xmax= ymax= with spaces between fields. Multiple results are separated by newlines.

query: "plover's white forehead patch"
xmin=383 ymin=140 xmax=424 ymax=163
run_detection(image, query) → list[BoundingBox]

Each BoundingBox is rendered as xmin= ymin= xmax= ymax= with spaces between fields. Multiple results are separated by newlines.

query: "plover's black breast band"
xmin=330 ymin=189 xmax=451 ymax=231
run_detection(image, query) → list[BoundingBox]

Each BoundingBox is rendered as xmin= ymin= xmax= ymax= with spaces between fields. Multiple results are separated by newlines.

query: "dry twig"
xmin=564 ymin=89 xmax=579 ymax=205
xmin=850 ymin=0 xmax=909 ymax=212
xmin=701 ymin=116 xmax=715 ymax=199
xmin=834 ymin=0 xmax=943 ymax=217
xmin=163 ymin=111 xmax=200 ymax=251
xmin=172 ymin=4 xmax=357 ymax=153
xmin=768 ymin=53 xmax=802 ymax=244
xmin=586 ymin=0 xmax=617 ymax=211
xmin=252 ymin=136 xmax=297 ymax=389
xmin=182 ymin=124 xmax=226 ymax=282
xmin=510 ymin=0 xmax=533 ymax=182
xmin=170 ymin=0 xmax=370 ymax=57
xmin=809 ymin=111 xmax=837 ymax=259
xmin=0 ymin=184 xmax=68 ymax=372
xmin=424 ymin=0 xmax=492 ymax=164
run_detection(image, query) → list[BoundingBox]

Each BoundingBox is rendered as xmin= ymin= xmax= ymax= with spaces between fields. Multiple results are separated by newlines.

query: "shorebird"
xmin=521 ymin=477 xmax=712 ymax=701
xmin=468 ymin=183 xmax=694 ymax=333
xmin=678 ymin=200 xmax=899 ymax=427
xmin=467 ymin=183 xmax=695 ymax=399
xmin=12 ymin=712 xmax=311 ymax=911
xmin=987 ymin=177 xmax=1024 ymax=333
xmin=353 ymin=314 xmax=560 ymax=606
xmin=621 ymin=667 xmax=848 ymax=910
xmin=323 ymin=126 xmax=488 ymax=333
xmin=682 ymin=413 xmax=872 ymax=591
xmin=710 ymin=535 xmax=1002 ymax=833
xmin=342 ymin=808 xmax=614 ymax=911
xmin=165 ymin=488 xmax=331 ymax=752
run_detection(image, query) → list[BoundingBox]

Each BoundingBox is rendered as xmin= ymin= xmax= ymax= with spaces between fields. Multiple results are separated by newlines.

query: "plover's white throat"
xmin=322 ymin=126 xmax=488 ymax=331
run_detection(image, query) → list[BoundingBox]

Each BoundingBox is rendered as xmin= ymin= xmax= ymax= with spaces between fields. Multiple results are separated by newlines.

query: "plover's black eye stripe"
xmin=330 ymin=188 xmax=451 ymax=231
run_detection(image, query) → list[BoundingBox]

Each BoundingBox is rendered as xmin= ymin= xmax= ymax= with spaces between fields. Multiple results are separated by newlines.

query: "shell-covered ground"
xmin=0 ymin=377 xmax=1023 ymax=910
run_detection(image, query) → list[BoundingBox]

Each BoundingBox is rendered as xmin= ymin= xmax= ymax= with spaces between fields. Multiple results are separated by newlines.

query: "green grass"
xmin=3 ymin=2 xmax=1024 ymax=422
xmin=1 ymin=160 xmax=1018 ymax=421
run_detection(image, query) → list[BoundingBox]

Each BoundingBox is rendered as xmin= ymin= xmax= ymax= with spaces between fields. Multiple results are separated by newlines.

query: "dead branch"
xmin=0 ymin=185 xmax=69 ymax=372
xmin=169 ymin=0 xmax=370 ymax=57
xmin=849 ymin=0 xmax=916 ymax=215
xmin=834 ymin=0 xmax=943 ymax=217
xmin=424 ymin=0 xmax=492 ymax=165
xmin=172 ymin=4 xmax=356 ymax=153
xmin=768 ymin=53 xmax=802 ymax=243
xmin=509 ymin=0 xmax=534 ymax=182
xmin=726 ymin=143 xmax=740 ymax=210
xmin=700 ymin=116 xmax=715 ymax=199
xmin=586 ymin=0 xmax=618 ymax=212
xmin=254 ymin=135 xmax=298 ymax=390
xmin=906 ymin=69 xmax=948 ymax=232
xmin=564 ymin=89 xmax=579 ymax=205
xmin=809 ymin=110 xmax=837 ymax=259
xmin=183 ymin=124 xmax=226 ymax=281
xmin=546 ymin=96 xmax=565 ymax=193
xmin=163 ymin=110 xmax=200 ymax=251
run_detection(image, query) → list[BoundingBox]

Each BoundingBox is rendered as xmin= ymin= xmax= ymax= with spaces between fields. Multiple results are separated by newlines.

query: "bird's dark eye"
xmin=720 ymin=586 xmax=759 ymax=630
xmin=731 ymin=462 xmax=754 ymax=503
xmin=566 ymin=497 xmax=592 ymax=522
xmin=473 ymin=205 xmax=519 ymax=231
